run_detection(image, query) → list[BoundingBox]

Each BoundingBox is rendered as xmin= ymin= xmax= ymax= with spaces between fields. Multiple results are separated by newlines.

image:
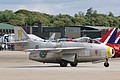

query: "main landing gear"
xmin=70 ymin=62 xmax=78 ymax=67
xmin=104 ymin=58 xmax=109 ymax=67
xmin=60 ymin=60 xmax=78 ymax=67
xmin=60 ymin=60 xmax=68 ymax=67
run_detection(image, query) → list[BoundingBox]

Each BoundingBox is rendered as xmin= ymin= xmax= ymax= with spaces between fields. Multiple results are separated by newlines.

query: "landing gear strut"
xmin=104 ymin=58 xmax=109 ymax=67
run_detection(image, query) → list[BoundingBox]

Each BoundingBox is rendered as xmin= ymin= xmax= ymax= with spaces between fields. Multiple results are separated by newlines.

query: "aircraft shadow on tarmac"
xmin=9 ymin=65 xmax=61 ymax=68
xmin=7 ymin=65 xmax=102 ymax=68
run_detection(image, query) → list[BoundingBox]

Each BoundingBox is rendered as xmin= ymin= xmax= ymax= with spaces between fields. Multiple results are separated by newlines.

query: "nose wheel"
xmin=104 ymin=58 xmax=109 ymax=67
xmin=104 ymin=62 xmax=109 ymax=67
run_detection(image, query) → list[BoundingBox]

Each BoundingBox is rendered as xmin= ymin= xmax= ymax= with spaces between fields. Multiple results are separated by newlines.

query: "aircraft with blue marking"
xmin=14 ymin=27 xmax=114 ymax=67
xmin=115 ymin=31 xmax=120 ymax=44
xmin=100 ymin=28 xmax=120 ymax=57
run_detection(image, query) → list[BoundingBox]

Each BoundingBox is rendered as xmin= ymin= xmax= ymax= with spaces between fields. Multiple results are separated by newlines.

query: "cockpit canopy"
xmin=74 ymin=37 xmax=101 ymax=44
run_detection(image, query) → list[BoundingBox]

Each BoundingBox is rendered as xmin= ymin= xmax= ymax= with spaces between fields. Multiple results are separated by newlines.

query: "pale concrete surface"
xmin=0 ymin=51 xmax=120 ymax=80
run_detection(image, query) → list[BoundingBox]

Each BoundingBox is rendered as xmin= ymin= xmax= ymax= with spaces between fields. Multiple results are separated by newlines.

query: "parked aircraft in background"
xmin=14 ymin=27 xmax=114 ymax=67
xmin=100 ymin=28 xmax=120 ymax=57
xmin=4 ymin=33 xmax=56 ymax=43
xmin=14 ymin=27 xmax=59 ymax=50
xmin=73 ymin=37 xmax=91 ymax=42
xmin=57 ymin=38 xmax=73 ymax=42
xmin=115 ymin=31 xmax=120 ymax=44
xmin=28 ymin=33 xmax=56 ymax=42
xmin=0 ymin=34 xmax=15 ymax=43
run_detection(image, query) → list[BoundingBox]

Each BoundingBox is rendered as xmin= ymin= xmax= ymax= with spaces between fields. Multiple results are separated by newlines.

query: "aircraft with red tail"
xmin=100 ymin=28 xmax=120 ymax=57
xmin=115 ymin=31 xmax=120 ymax=44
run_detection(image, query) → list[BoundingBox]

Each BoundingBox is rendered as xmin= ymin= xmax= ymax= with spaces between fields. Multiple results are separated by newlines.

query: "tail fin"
xmin=14 ymin=27 xmax=30 ymax=41
xmin=115 ymin=30 xmax=120 ymax=44
xmin=48 ymin=33 xmax=56 ymax=41
xmin=100 ymin=28 xmax=118 ymax=44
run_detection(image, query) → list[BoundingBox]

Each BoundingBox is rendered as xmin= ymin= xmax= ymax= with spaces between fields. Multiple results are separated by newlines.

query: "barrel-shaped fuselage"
xmin=29 ymin=41 xmax=114 ymax=63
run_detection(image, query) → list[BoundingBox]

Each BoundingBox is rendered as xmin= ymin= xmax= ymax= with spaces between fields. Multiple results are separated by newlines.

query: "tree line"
xmin=0 ymin=7 xmax=120 ymax=27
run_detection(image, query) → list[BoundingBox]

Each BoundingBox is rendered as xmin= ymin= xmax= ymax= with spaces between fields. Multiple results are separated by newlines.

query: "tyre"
xmin=60 ymin=61 xmax=68 ymax=67
xmin=70 ymin=62 xmax=78 ymax=67
xmin=104 ymin=62 xmax=109 ymax=67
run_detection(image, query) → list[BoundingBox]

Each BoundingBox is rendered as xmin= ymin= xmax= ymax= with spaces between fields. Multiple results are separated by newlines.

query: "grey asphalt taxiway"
xmin=0 ymin=51 xmax=120 ymax=80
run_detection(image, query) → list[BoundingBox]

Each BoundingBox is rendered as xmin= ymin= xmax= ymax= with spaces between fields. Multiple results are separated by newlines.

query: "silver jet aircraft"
xmin=14 ymin=27 xmax=115 ymax=67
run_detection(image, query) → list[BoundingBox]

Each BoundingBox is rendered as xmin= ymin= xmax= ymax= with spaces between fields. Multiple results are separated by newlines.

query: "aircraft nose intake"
xmin=107 ymin=47 xmax=115 ymax=58
xmin=112 ymin=49 xmax=115 ymax=55
xmin=111 ymin=48 xmax=115 ymax=56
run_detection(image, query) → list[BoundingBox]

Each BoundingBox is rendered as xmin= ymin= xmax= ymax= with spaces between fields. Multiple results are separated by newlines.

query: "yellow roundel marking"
xmin=18 ymin=30 xmax=22 ymax=38
xmin=107 ymin=47 xmax=112 ymax=58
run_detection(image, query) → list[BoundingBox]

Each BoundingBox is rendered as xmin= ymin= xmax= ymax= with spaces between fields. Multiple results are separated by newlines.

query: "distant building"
xmin=31 ymin=26 xmax=111 ymax=39
xmin=0 ymin=23 xmax=16 ymax=43
xmin=0 ymin=23 xmax=15 ymax=36
xmin=0 ymin=23 xmax=111 ymax=39
xmin=79 ymin=26 xmax=111 ymax=38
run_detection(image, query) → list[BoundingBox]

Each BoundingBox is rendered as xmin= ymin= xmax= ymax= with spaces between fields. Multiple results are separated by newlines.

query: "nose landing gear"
xmin=104 ymin=62 xmax=109 ymax=67
xmin=104 ymin=58 xmax=109 ymax=67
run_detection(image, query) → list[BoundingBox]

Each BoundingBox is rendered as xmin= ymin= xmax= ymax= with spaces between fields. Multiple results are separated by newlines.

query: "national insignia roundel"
xmin=39 ymin=51 xmax=48 ymax=58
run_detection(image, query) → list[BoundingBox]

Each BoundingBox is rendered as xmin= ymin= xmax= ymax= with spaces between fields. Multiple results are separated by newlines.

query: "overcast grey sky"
xmin=0 ymin=0 xmax=120 ymax=16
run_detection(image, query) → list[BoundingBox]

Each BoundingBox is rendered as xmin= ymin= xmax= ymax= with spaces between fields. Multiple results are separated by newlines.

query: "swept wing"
xmin=25 ymin=47 xmax=85 ymax=52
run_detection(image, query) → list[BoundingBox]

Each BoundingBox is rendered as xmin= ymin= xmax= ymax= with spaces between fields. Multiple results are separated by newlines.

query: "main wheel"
xmin=104 ymin=62 xmax=109 ymax=67
xmin=70 ymin=62 xmax=78 ymax=67
xmin=60 ymin=61 xmax=68 ymax=67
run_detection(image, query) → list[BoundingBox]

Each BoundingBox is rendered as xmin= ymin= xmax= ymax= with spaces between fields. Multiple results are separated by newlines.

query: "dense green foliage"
xmin=0 ymin=7 xmax=120 ymax=27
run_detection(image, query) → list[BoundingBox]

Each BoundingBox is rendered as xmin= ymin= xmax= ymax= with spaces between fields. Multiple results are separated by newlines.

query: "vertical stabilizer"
xmin=115 ymin=30 xmax=120 ymax=44
xmin=14 ymin=27 xmax=30 ymax=41
xmin=100 ymin=28 xmax=118 ymax=44
xmin=48 ymin=33 xmax=56 ymax=41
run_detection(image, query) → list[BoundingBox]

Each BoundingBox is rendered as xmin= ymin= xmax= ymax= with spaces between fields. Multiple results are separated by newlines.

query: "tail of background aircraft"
xmin=100 ymin=28 xmax=118 ymax=44
xmin=14 ymin=27 xmax=30 ymax=41
xmin=115 ymin=31 xmax=120 ymax=44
